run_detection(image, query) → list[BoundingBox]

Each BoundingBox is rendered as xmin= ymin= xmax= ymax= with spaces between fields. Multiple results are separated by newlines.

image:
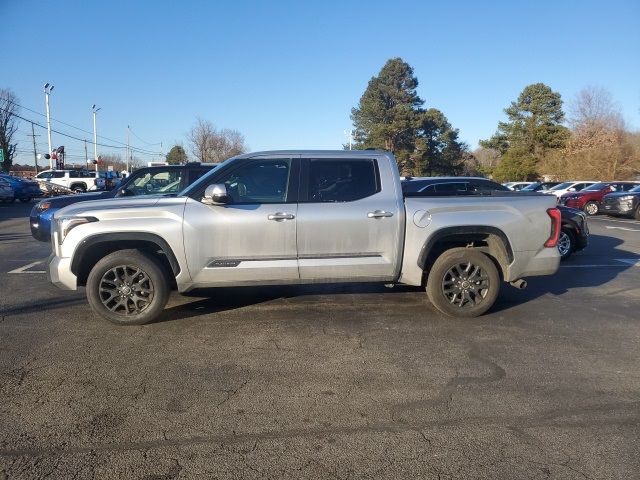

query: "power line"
xmin=4 ymin=109 xmax=162 ymax=156
xmin=128 ymin=125 xmax=162 ymax=146
xmin=4 ymin=98 xmax=163 ymax=152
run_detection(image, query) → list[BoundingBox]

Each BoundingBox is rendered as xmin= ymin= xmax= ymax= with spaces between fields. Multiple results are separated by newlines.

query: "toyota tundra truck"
xmin=47 ymin=150 xmax=561 ymax=325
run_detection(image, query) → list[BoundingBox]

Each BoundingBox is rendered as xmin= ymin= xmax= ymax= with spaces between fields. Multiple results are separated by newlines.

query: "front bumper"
xmin=47 ymin=253 xmax=77 ymax=290
xmin=601 ymin=202 xmax=633 ymax=216
xmin=30 ymin=215 xmax=51 ymax=242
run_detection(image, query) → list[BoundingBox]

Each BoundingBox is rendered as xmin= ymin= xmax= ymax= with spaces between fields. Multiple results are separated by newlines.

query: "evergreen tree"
xmin=166 ymin=145 xmax=188 ymax=165
xmin=351 ymin=58 xmax=423 ymax=160
xmin=415 ymin=108 xmax=466 ymax=176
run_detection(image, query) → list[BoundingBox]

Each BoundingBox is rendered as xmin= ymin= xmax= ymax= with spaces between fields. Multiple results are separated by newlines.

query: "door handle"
xmin=367 ymin=210 xmax=393 ymax=219
xmin=268 ymin=212 xmax=295 ymax=221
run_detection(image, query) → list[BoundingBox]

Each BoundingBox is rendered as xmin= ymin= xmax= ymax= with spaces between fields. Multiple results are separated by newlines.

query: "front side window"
xmin=219 ymin=160 xmax=290 ymax=204
xmin=123 ymin=169 xmax=184 ymax=196
xmin=51 ymin=171 xmax=65 ymax=179
xmin=306 ymin=159 xmax=379 ymax=202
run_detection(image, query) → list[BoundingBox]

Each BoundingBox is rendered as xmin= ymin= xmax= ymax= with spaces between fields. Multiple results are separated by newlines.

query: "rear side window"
xmin=306 ymin=159 xmax=379 ymax=202
xmin=435 ymin=182 xmax=467 ymax=193
xmin=51 ymin=171 xmax=65 ymax=179
xmin=469 ymin=180 xmax=509 ymax=192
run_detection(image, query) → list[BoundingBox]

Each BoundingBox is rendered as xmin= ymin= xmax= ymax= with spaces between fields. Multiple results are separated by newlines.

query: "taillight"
xmin=544 ymin=208 xmax=561 ymax=248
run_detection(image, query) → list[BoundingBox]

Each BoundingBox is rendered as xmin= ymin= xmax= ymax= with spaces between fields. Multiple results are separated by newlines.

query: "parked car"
xmin=556 ymin=205 xmax=589 ymax=260
xmin=35 ymin=169 xmax=98 ymax=193
xmin=0 ymin=177 xmax=15 ymax=202
xmin=503 ymin=182 xmax=534 ymax=191
xmin=47 ymin=150 xmax=561 ymax=325
xmin=520 ymin=182 xmax=561 ymax=192
xmin=30 ymin=163 xmax=217 ymax=242
xmin=559 ymin=181 xmax=640 ymax=215
xmin=547 ymin=181 xmax=599 ymax=198
xmin=601 ymin=184 xmax=640 ymax=220
xmin=402 ymin=177 xmax=509 ymax=194
xmin=0 ymin=174 xmax=42 ymax=202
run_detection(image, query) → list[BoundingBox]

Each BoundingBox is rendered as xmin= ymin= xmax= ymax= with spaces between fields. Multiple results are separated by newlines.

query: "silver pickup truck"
xmin=48 ymin=150 xmax=561 ymax=325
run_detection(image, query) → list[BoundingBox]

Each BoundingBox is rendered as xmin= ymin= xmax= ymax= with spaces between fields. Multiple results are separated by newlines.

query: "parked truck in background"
xmin=47 ymin=150 xmax=561 ymax=325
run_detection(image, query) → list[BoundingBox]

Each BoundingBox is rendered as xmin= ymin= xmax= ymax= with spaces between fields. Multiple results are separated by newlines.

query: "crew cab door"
xmin=182 ymin=156 xmax=300 ymax=286
xmin=296 ymin=156 xmax=403 ymax=282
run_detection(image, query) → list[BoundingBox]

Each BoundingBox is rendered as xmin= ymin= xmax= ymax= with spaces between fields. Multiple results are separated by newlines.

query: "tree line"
xmin=351 ymin=58 xmax=640 ymax=181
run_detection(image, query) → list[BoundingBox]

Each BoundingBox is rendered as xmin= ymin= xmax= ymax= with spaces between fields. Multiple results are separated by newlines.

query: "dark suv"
xmin=30 ymin=163 xmax=218 ymax=242
xmin=601 ymin=184 xmax=640 ymax=220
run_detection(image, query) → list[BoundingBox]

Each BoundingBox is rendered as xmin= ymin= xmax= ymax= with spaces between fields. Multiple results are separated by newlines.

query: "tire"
xmin=557 ymin=228 xmax=574 ymax=261
xmin=583 ymin=201 xmax=599 ymax=216
xmin=426 ymin=248 xmax=500 ymax=318
xmin=635 ymin=207 xmax=640 ymax=221
xmin=86 ymin=249 xmax=170 ymax=325
xmin=71 ymin=184 xmax=86 ymax=193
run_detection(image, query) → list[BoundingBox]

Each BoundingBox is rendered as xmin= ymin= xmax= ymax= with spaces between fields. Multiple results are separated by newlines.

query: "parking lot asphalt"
xmin=1 ymin=201 xmax=639 ymax=479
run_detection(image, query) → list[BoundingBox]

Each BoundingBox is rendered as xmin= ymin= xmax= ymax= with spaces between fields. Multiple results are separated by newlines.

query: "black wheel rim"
xmin=441 ymin=261 xmax=490 ymax=308
xmin=98 ymin=265 xmax=154 ymax=315
xmin=557 ymin=232 xmax=571 ymax=257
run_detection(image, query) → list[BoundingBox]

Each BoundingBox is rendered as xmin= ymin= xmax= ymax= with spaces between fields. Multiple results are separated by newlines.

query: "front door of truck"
xmin=296 ymin=157 xmax=402 ymax=282
xmin=182 ymin=157 xmax=300 ymax=286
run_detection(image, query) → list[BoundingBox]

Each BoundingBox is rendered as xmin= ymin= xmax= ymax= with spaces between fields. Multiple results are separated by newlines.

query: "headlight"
xmin=619 ymin=195 xmax=634 ymax=201
xmin=36 ymin=201 xmax=51 ymax=213
xmin=55 ymin=216 xmax=98 ymax=243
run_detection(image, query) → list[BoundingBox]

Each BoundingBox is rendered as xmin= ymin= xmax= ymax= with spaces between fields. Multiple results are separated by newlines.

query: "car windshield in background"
xmin=520 ymin=183 xmax=540 ymax=191
xmin=583 ymin=182 xmax=609 ymax=191
xmin=550 ymin=182 xmax=574 ymax=190
xmin=629 ymin=185 xmax=640 ymax=193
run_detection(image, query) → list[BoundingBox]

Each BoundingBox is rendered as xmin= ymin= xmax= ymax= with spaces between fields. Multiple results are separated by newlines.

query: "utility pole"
xmin=84 ymin=140 xmax=88 ymax=165
xmin=344 ymin=129 xmax=353 ymax=150
xmin=126 ymin=125 xmax=130 ymax=172
xmin=29 ymin=122 xmax=40 ymax=174
xmin=44 ymin=83 xmax=54 ymax=168
xmin=92 ymin=105 xmax=100 ymax=172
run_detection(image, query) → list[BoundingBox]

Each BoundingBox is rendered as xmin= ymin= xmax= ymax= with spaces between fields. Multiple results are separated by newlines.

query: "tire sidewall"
xmin=86 ymin=250 xmax=169 ymax=325
xmin=426 ymin=248 xmax=500 ymax=318
xmin=558 ymin=228 xmax=574 ymax=260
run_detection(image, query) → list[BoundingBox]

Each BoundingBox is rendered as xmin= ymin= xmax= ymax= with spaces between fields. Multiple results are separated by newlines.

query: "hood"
xmin=54 ymin=195 xmax=187 ymax=219
xmin=44 ymin=191 xmax=108 ymax=208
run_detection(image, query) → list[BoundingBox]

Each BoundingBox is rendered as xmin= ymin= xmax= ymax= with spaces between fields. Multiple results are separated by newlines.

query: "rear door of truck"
xmin=296 ymin=155 xmax=403 ymax=282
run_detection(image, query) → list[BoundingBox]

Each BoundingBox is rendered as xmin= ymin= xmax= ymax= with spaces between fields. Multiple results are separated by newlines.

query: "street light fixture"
xmin=92 ymin=105 xmax=101 ymax=172
xmin=43 ymin=83 xmax=54 ymax=168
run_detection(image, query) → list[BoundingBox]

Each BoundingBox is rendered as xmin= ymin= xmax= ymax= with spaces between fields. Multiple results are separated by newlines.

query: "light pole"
xmin=343 ymin=129 xmax=353 ymax=150
xmin=92 ymin=105 xmax=101 ymax=172
xmin=43 ymin=83 xmax=54 ymax=168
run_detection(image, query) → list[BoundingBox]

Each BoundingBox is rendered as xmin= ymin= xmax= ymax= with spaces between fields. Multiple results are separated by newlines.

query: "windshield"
xmin=549 ymin=182 xmax=574 ymax=191
xmin=630 ymin=185 xmax=640 ymax=193
xmin=583 ymin=182 xmax=609 ymax=191
xmin=520 ymin=183 xmax=540 ymax=191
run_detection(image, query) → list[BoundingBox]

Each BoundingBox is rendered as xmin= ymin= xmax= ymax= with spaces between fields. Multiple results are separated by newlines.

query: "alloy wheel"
xmin=557 ymin=231 xmax=571 ymax=257
xmin=441 ymin=261 xmax=490 ymax=308
xmin=98 ymin=265 xmax=154 ymax=315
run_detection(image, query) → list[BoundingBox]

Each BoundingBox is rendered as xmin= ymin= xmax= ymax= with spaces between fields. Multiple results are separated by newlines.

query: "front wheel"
xmin=426 ymin=248 xmax=500 ymax=318
xmin=583 ymin=201 xmax=599 ymax=216
xmin=557 ymin=228 xmax=574 ymax=260
xmin=635 ymin=207 xmax=640 ymax=221
xmin=86 ymin=249 xmax=170 ymax=325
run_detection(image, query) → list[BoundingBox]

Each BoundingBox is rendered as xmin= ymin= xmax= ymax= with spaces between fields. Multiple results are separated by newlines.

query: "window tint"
xmin=51 ymin=171 xmax=65 ymax=179
xmin=220 ymin=160 xmax=290 ymax=204
xmin=69 ymin=170 xmax=79 ymax=178
xmin=307 ymin=159 xmax=379 ymax=202
xmin=123 ymin=169 xmax=184 ymax=196
xmin=435 ymin=182 xmax=467 ymax=193
xmin=470 ymin=180 xmax=509 ymax=192
xmin=37 ymin=172 xmax=52 ymax=179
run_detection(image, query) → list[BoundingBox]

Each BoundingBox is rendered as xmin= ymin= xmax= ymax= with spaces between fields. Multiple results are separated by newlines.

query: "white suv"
xmin=36 ymin=169 xmax=98 ymax=193
xmin=547 ymin=181 xmax=599 ymax=198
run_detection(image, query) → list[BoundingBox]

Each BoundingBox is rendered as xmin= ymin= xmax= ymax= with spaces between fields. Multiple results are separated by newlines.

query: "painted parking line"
xmin=560 ymin=258 xmax=640 ymax=268
xmin=8 ymin=261 xmax=46 ymax=274
xmin=605 ymin=226 xmax=640 ymax=232
xmin=590 ymin=217 xmax=640 ymax=225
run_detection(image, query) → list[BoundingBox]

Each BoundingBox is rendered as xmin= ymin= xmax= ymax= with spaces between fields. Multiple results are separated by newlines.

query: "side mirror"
xmin=567 ymin=187 xmax=576 ymax=192
xmin=203 ymin=184 xmax=230 ymax=205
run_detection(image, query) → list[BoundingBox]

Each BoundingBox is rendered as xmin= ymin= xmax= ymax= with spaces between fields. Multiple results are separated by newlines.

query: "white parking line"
xmin=560 ymin=258 xmax=640 ymax=268
xmin=590 ymin=217 xmax=640 ymax=225
xmin=8 ymin=261 xmax=46 ymax=274
xmin=605 ymin=226 xmax=640 ymax=232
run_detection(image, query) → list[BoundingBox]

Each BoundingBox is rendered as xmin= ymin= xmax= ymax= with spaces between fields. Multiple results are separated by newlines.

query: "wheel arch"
xmin=418 ymin=226 xmax=513 ymax=283
xmin=71 ymin=232 xmax=180 ymax=287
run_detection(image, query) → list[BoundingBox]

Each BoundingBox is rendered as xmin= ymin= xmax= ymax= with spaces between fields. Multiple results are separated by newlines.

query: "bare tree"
xmin=0 ymin=89 xmax=19 ymax=172
xmin=187 ymin=118 xmax=247 ymax=163
xmin=568 ymin=86 xmax=623 ymax=131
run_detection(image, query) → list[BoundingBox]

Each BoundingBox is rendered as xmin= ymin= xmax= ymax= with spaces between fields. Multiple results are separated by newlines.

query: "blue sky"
xmin=2 ymin=0 xmax=639 ymax=166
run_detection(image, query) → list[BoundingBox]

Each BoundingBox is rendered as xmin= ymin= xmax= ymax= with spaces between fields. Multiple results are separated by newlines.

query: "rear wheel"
xmin=557 ymin=228 xmax=574 ymax=260
xmin=86 ymin=249 xmax=170 ymax=325
xmin=635 ymin=207 xmax=640 ymax=221
xmin=583 ymin=201 xmax=599 ymax=216
xmin=71 ymin=184 xmax=86 ymax=193
xmin=426 ymin=248 xmax=500 ymax=318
